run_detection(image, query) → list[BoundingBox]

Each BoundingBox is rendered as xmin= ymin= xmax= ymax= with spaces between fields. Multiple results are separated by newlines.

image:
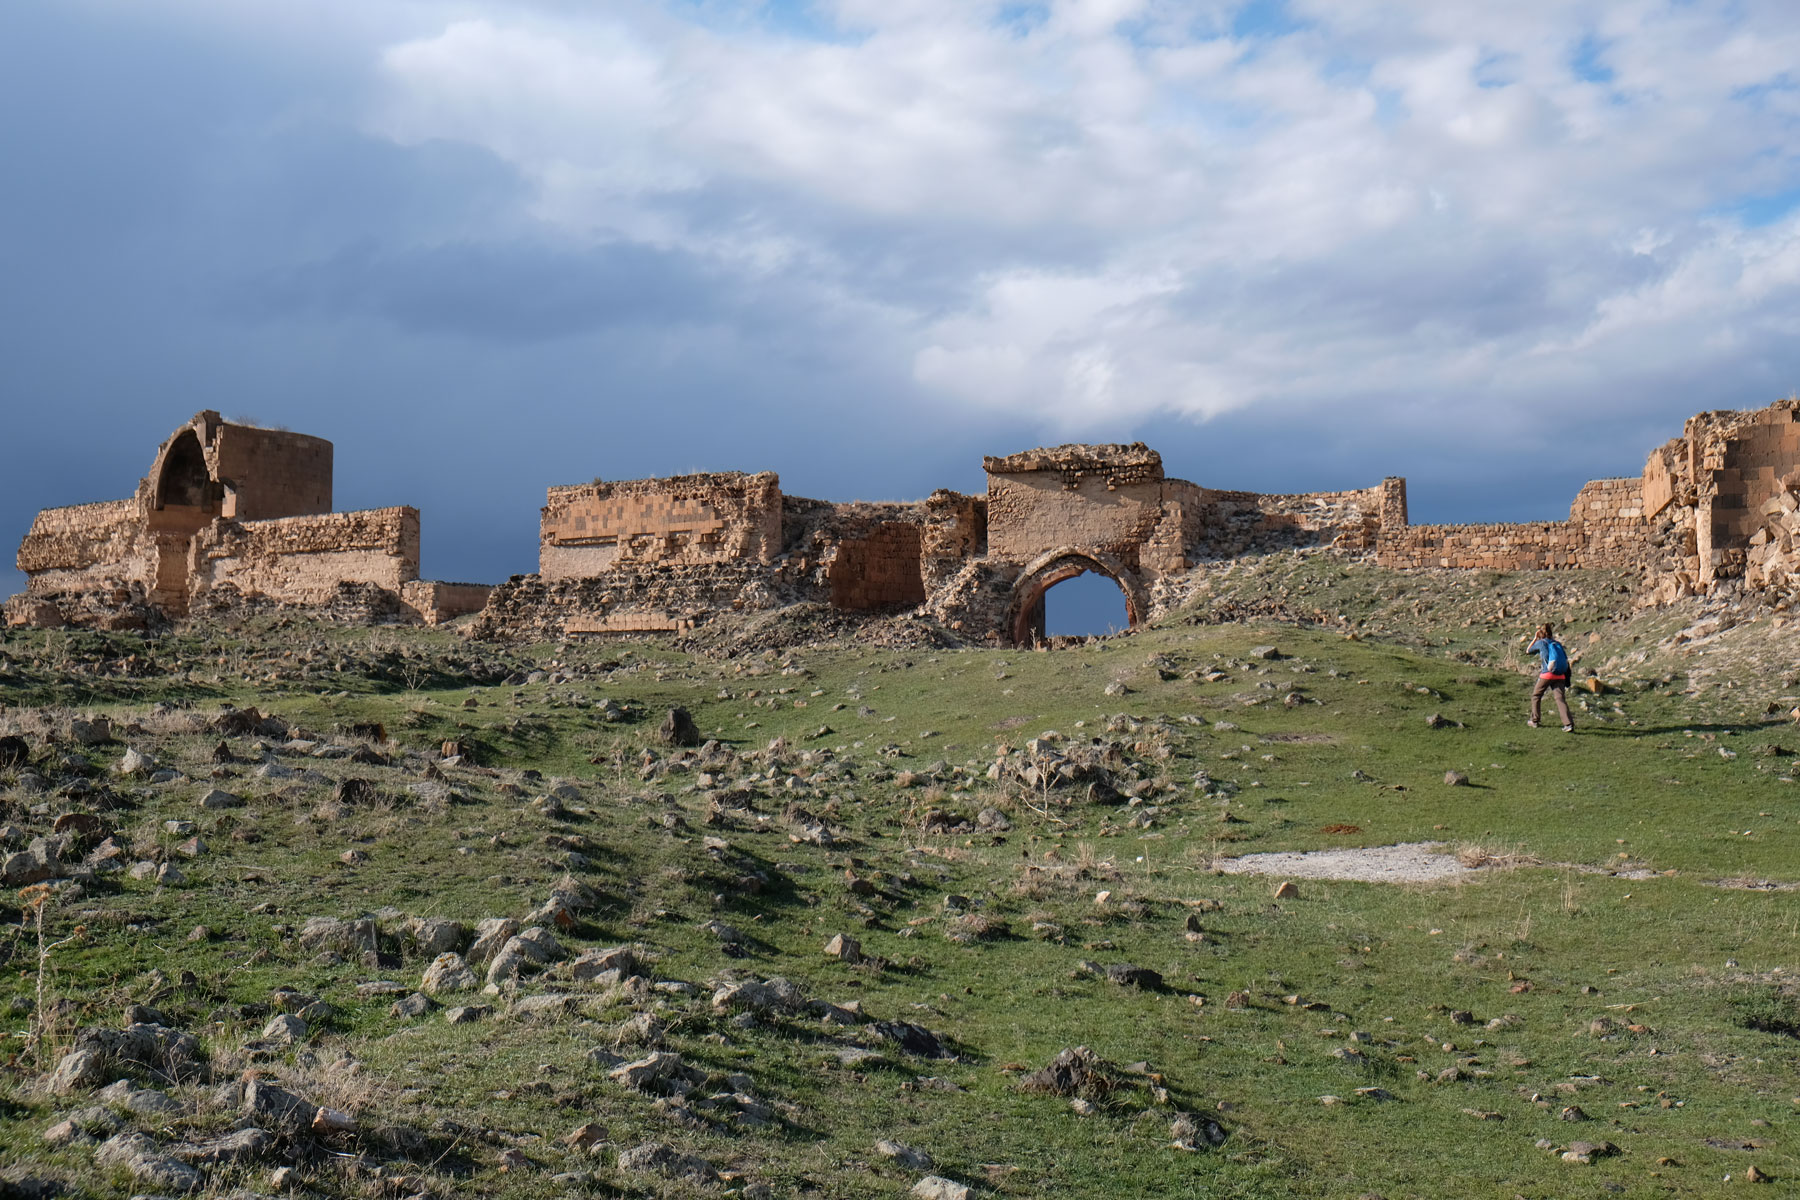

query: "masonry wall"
xmin=830 ymin=523 xmax=926 ymax=611
xmin=1175 ymin=481 xmax=1394 ymax=561
xmin=192 ymin=508 xmax=421 ymax=604
xmin=1377 ymin=521 xmax=1591 ymax=570
xmin=920 ymin=491 xmax=987 ymax=591
xmin=540 ymin=472 xmax=782 ymax=579
xmin=209 ymin=424 xmax=333 ymax=521
xmin=470 ymin=561 xmax=819 ymax=641
xmin=16 ymin=500 xmax=148 ymax=594
xmin=985 ymin=446 xmax=1166 ymax=565
xmin=400 ymin=580 xmax=495 ymax=625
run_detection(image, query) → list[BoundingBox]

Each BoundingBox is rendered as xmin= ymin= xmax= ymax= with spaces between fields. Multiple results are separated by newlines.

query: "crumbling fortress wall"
xmin=474 ymin=443 xmax=1396 ymax=644
xmin=8 ymin=412 xmax=489 ymax=629
xmin=18 ymin=400 xmax=1800 ymax=643
xmin=1637 ymin=401 xmax=1800 ymax=602
xmin=539 ymin=472 xmax=783 ymax=579
xmin=472 ymin=399 xmax=1800 ymax=645
xmin=1374 ymin=477 xmax=1651 ymax=571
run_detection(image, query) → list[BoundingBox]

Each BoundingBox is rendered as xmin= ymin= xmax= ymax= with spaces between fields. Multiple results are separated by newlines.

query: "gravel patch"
xmin=1216 ymin=842 xmax=1473 ymax=884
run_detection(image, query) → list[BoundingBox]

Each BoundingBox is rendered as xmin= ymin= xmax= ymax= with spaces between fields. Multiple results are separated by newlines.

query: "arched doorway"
xmin=146 ymin=427 xmax=222 ymax=617
xmin=1043 ymin=570 xmax=1130 ymax=637
xmin=154 ymin=430 xmax=219 ymax=513
xmin=1007 ymin=549 xmax=1147 ymax=645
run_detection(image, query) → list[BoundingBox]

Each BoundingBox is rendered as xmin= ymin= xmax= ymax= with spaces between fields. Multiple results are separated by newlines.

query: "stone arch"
xmin=153 ymin=429 xmax=219 ymax=513
xmin=1007 ymin=547 xmax=1148 ymax=645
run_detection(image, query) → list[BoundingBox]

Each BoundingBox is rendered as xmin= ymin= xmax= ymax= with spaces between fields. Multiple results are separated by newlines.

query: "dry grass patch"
xmin=1454 ymin=843 xmax=1543 ymax=870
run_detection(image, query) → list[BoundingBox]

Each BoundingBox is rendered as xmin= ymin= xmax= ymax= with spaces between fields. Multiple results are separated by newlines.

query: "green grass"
xmin=2 ymin=578 xmax=1798 ymax=1198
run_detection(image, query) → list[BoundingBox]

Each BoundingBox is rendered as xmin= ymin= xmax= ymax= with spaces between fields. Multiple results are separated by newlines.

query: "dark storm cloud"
xmin=240 ymin=238 xmax=730 ymax=341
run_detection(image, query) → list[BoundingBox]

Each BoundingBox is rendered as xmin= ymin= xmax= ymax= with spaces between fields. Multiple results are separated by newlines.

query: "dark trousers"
xmin=1531 ymin=676 xmax=1572 ymax=727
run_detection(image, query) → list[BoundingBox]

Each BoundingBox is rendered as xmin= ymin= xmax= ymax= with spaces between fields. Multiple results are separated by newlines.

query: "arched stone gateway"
xmin=1007 ymin=548 xmax=1148 ymax=645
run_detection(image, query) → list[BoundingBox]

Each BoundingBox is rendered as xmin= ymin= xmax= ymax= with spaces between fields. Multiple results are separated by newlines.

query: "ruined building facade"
xmin=7 ymin=412 xmax=489 ymax=630
xmin=470 ymin=443 xmax=1404 ymax=642
xmin=14 ymin=401 xmax=1800 ymax=643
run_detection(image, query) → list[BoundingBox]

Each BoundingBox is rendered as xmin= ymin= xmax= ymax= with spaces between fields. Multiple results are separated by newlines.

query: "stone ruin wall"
xmin=1637 ymin=401 xmax=1800 ymax=603
xmin=138 ymin=416 xmax=336 ymax=523
xmin=20 ymin=399 xmax=1800 ymax=643
xmin=481 ymin=474 xmax=992 ymax=639
xmin=16 ymin=500 xmax=149 ymax=596
xmin=8 ymin=412 xmax=489 ymax=629
xmin=1376 ymin=472 xmax=1653 ymax=573
xmin=1173 ymin=480 xmax=1401 ymax=561
xmin=484 ymin=445 xmax=1429 ymax=644
xmin=983 ymin=445 xmax=1168 ymax=570
xmin=539 ymin=472 xmax=782 ymax=580
xmin=190 ymin=507 xmax=421 ymax=604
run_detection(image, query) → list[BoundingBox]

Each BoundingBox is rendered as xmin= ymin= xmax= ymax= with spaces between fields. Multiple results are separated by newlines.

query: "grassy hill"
xmin=1 ymin=561 xmax=1797 ymax=1199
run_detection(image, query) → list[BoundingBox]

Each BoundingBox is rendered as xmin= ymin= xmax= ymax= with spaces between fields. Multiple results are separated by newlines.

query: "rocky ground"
xmin=2 ymin=557 xmax=1798 ymax=1199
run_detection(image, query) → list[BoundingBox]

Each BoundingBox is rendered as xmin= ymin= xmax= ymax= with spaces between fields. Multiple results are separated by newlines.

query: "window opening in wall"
xmin=1042 ymin=570 xmax=1129 ymax=638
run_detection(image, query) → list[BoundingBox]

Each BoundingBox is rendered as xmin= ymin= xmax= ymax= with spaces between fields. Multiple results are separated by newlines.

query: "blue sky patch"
xmin=1231 ymin=0 xmax=1307 ymax=41
xmin=1571 ymin=33 xmax=1615 ymax=84
xmin=1718 ymin=185 xmax=1800 ymax=228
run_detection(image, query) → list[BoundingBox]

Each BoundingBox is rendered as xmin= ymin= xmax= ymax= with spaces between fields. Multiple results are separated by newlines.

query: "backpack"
xmin=1542 ymin=639 xmax=1569 ymax=676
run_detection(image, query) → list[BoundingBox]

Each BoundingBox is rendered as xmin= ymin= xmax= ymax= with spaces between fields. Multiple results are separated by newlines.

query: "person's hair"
xmin=1536 ymin=623 xmax=1553 ymax=640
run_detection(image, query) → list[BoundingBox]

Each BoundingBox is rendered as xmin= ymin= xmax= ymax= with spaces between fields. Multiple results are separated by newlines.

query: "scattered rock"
xmin=616 ymin=1141 xmax=718 ymax=1185
xmin=1104 ymin=964 xmax=1163 ymax=989
xmin=875 ymin=1139 xmax=934 ymax=1170
xmin=67 ymin=718 xmax=112 ymax=747
xmin=1021 ymin=1046 xmax=1121 ymax=1099
xmin=42 ymin=1049 xmax=107 ymax=1096
xmin=911 ymin=1176 xmax=973 ymax=1200
xmin=297 ymin=916 xmax=378 ymax=955
xmin=1170 ymin=1112 xmax=1229 ymax=1150
xmin=94 ymin=1131 xmax=202 ymax=1192
xmin=486 ymin=927 xmax=563 ymax=984
xmin=421 ymin=953 xmax=477 ymax=995
xmin=658 ymin=708 xmax=702 ymax=748
xmin=390 ymin=992 xmax=437 ymax=1019
xmin=404 ymin=917 xmax=467 ymax=958
xmin=572 ymin=945 xmax=638 ymax=983
xmin=609 ymin=1051 xmax=687 ymax=1092
xmin=242 ymin=1078 xmax=316 ymax=1132
xmin=1444 ymin=771 xmax=1469 ymax=787
xmin=197 ymin=788 xmax=243 ymax=810
xmin=467 ymin=917 xmax=520 ymax=965
xmin=1272 ymin=880 xmax=1300 ymax=899
xmin=823 ymin=933 xmax=862 ymax=963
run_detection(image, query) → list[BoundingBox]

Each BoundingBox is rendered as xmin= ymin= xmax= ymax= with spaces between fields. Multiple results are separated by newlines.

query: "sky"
xmin=6 ymin=0 xmax=1800 ymax=611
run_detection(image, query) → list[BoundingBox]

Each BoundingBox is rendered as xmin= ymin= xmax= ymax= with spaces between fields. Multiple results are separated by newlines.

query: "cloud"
xmin=347 ymin=0 xmax=1800 ymax=437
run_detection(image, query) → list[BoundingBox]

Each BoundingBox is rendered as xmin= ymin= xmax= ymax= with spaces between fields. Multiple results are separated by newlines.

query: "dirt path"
xmin=1216 ymin=841 xmax=1473 ymax=883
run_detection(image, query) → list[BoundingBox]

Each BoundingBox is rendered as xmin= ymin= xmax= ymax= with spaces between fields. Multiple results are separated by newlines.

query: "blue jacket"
xmin=1528 ymin=637 xmax=1569 ymax=678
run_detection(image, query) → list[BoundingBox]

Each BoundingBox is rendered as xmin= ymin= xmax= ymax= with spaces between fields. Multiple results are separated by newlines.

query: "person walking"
xmin=1524 ymin=623 xmax=1573 ymax=732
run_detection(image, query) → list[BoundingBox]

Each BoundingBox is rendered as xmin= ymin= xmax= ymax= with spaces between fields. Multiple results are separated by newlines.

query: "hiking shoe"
xmin=1562 ymin=725 xmax=1574 ymax=733
xmin=1526 ymin=720 xmax=1539 ymax=728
